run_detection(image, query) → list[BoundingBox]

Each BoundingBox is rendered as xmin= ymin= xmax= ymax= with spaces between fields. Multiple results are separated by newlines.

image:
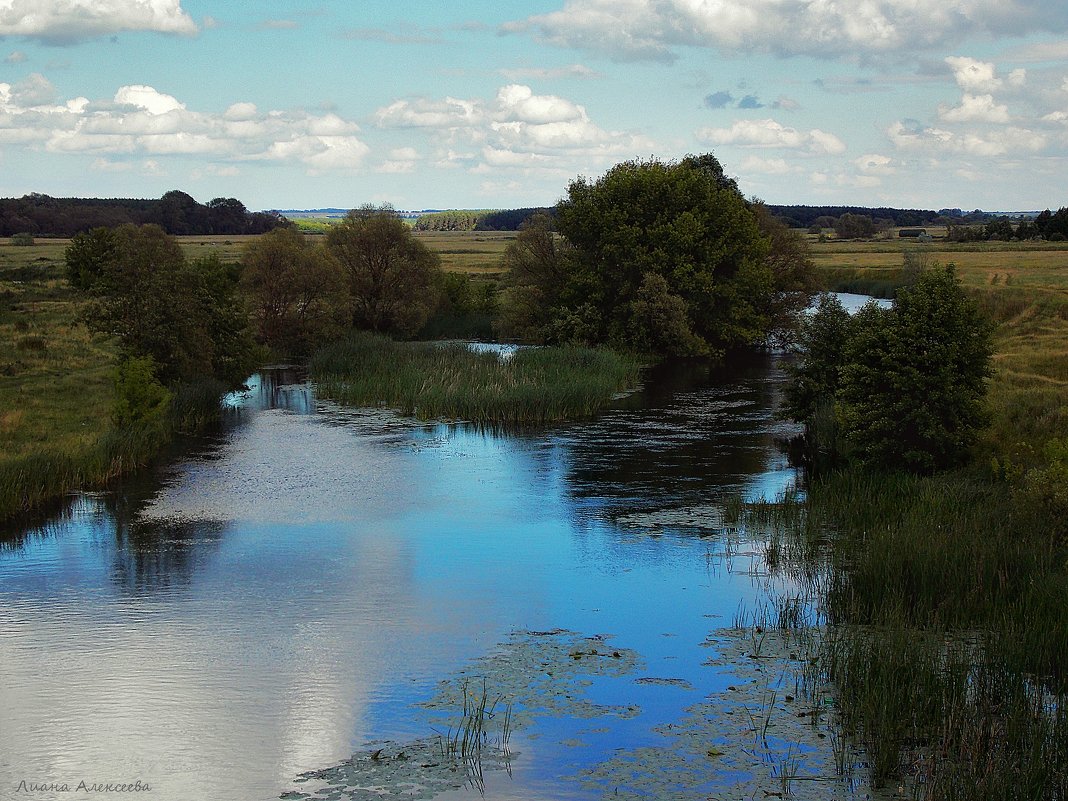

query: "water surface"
xmin=1 ymin=355 xmax=803 ymax=800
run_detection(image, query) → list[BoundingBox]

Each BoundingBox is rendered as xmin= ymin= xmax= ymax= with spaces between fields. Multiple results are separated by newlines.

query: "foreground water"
xmin=0 ymin=354 xmax=809 ymax=801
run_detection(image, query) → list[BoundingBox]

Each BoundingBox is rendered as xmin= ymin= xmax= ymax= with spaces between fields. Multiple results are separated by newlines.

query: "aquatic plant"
xmin=310 ymin=331 xmax=640 ymax=424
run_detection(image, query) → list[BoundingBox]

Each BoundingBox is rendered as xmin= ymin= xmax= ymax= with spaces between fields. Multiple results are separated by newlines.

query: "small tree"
xmin=326 ymin=206 xmax=443 ymax=337
xmin=837 ymin=266 xmax=994 ymax=472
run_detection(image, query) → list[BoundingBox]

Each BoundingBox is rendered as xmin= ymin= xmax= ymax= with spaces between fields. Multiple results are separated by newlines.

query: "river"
xmin=0 ymin=352 xmax=827 ymax=801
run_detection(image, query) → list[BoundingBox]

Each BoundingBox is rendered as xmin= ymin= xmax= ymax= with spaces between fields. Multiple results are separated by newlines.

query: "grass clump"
xmin=310 ymin=331 xmax=640 ymax=424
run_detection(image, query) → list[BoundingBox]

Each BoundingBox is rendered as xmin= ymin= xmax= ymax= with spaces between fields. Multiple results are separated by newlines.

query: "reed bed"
xmin=310 ymin=332 xmax=640 ymax=424
xmin=735 ymin=467 xmax=1068 ymax=799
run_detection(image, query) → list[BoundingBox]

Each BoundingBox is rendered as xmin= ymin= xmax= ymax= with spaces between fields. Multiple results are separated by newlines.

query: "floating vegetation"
xmin=576 ymin=627 xmax=880 ymax=801
xmin=279 ymin=630 xmax=643 ymax=801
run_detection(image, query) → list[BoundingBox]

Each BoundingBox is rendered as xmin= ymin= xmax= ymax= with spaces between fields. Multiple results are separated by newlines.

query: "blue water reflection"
xmin=0 ymin=353 xmax=802 ymax=801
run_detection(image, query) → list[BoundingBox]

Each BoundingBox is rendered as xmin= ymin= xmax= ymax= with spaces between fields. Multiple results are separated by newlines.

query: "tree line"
xmin=1 ymin=190 xmax=289 ymax=237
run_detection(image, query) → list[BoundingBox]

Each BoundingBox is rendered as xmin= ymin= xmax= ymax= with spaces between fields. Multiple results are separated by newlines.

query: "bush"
xmin=112 ymin=356 xmax=172 ymax=428
xmin=787 ymin=267 xmax=994 ymax=472
xmin=11 ymin=232 xmax=34 ymax=246
xmin=837 ymin=267 xmax=994 ymax=472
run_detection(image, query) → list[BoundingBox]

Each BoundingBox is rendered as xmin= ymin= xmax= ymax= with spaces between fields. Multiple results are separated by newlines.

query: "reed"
xmin=310 ymin=331 xmax=640 ymax=424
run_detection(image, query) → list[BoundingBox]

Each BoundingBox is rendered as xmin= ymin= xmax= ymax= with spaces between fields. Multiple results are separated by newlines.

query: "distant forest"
xmin=0 ymin=190 xmax=289 ymax=237
xmin=416 ymin=204 xmax=1028 ymax=233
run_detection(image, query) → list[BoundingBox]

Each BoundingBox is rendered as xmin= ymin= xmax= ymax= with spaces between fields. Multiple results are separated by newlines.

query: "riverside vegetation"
xmin=3 ymin=157 xmax=1068 ymax=798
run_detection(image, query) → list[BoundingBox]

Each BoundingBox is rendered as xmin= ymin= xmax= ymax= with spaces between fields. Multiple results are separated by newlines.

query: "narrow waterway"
xmin=1 ymin=353 xmax=810 ymax=801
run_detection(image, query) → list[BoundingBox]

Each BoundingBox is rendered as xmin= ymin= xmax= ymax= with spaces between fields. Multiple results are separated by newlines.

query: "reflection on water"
xmin=0 ymin=353 xmax=801 ymax=801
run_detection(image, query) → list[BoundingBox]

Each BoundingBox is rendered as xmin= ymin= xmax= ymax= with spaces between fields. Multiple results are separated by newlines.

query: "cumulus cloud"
xmin=503 ymin=0 xmax=1064 ymax=62
xmin=5 ymin=51 xmax=26 ymax=63
xmin=738 ymin=155 xmax=798 ymax=175
xmin=854 ymin=153 xmax=895 ymax=175
xmin=945 ymin=56 xmax=1004 ymax=93
xmin=0 ymin=81 xmax=370 ymax=173
xmin=697 ymin=118 xmax=846 ymax=154
xmin=888 ymin=120 xmax=1045 ymax=156
xmin=374 ymin=84 xmax=651 ymax=173
xmin=939 ymin=93 xmax=1010 ymax=123
xmin=0 ymin=0 xmax=197 ymax=44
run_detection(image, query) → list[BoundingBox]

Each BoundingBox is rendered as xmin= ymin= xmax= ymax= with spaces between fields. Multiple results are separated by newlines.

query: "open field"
xmin=413 ymin=230 xmax=516 ymax=276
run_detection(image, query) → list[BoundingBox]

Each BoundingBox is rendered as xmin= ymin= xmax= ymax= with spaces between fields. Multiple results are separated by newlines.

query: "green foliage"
xmin=1018 ymin=439 xmax=1068 ymax=543
xmin=326 ymin=206 xmax=444 ymax=337
xmin=112 ymin=356 xmax=171 ymax=428
xmin=837 ymin=267 xmax=994 ymax=472
xmin=787 ymin=267 xmax=994 ymax=472
xmin=81 ymin=224 xmax=258 ymax=387
xmin=555 ymin=157 xmax=771 ymax=355
xmin=65 ymin=226 xmax=118 ymax=290
xmin=240 ymin=226 xmax=348 ymax=357
xmin=413 ymin=210 xmax=491 ymax=232
xmin=833 ymin=213 xmax=876 ymax=239
xmin=11 ymin=231 xmax=34 ymax=246
xmin=311 ymin=332 xmax=639 ymax=424
xmin=500 ymin=156 xmax=810 ymax=357
xmin=783 ymin=294 xmax=852 ymax=457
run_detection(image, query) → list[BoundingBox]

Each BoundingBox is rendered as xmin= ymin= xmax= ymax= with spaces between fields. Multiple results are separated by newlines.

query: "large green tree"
xmin=500 ymin=155 xmax=812 ymax=357
xmin=837 ymin=267 xmax=993 ymax=471
xmin=76 ymin=224 xmax=256 ymax=386
xmin=241 ymin=227 xmax=348 ymax=356
xmin=326 ymin=206 xmax=443 ymax=337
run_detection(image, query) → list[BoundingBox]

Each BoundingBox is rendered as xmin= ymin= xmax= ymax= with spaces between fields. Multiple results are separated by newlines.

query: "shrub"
xmin=837 ymin=266 xmax=994 ymax=472
xmin=11 ymin=232 xmax=34 ymax=246
xmin=112 ymin=356 xmax=172 ymax=428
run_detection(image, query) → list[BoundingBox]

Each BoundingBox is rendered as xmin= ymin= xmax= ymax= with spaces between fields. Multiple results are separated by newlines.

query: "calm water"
xmin=0 ymin=354 xmax=803 ymax=801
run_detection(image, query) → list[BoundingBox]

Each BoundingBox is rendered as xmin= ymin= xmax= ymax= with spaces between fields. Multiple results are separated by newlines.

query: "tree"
xmin=241 ymin=227 xmax=348 ymax=356
xmin=549 ymin=156 xmax=774 ymax=356
xmin=326 ymin=206 xmax=443 ymax=337
xmin=65 ymin=226 xmax=118 ymax=290
xmin=497 ymin=212 xmax=571 ymax=342
xmin=834 ymin=213 xmax=876 ymax=239
xmin=80 ymin=224 xmax=256 ymax=386
xmin=836 ymin=267 xmax=993 ymax=472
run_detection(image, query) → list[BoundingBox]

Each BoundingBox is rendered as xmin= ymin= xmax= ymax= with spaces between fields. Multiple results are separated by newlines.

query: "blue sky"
xmin=2 ymin=1 xmax=1068 ymax=211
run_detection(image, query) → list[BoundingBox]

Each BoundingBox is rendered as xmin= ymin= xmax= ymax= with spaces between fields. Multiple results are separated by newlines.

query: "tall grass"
xmin=0 ymin=377 xmax=228 ymax=525
xmin=741 ymin=466 xmax=1068 ymax=799
xmin=310 ymin=332 xmax=640 ymax=424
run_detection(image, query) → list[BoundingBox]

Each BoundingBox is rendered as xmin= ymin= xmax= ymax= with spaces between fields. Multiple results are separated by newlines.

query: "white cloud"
xmin=945 ymin=56 xmax=1003 ymax=93
xmin=0 ymin=81 xmax=371 ymax=174
xmin=939 ymin=93 xmax=1011 ymax=123
xmin=499 ymin=64 xmax=602 ymax=81
xmin=4 ymin=51 xmax=26 ymax=64
xmin=375 ymin=97 xmax=483 ymax=128
xmin=888 ymin=120 xmax=1045 ymax=156
xmin=114 ymin=85 xmax=185 ymax=115
xmin=504 ymin=0 xmax=1064 ymax=62
xmin=855 ymin=153 xmax=895 ymax=175
xmin=738 ymin=155 xmax=798 ymax=175
xmin=374 ymin=84 xmax=652 ymax=175
xmin=0 ymin=0 xmax=197 ymax=43
xmin=696 ymin=118 xmax=846 ymax=154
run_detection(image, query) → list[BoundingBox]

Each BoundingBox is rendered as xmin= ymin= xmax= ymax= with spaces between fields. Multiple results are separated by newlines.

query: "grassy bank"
xmin=741 ymin=255 xmax=1068 ymax=797
xmin=311 ymin=332 xmax=640 ymax=424
xmin=0 ymin=237 xmax=238 ymax=524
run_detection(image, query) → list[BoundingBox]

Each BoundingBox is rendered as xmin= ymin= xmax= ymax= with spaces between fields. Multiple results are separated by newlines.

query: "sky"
xmin=2 ymin=1 xmax=1068 ymax=211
